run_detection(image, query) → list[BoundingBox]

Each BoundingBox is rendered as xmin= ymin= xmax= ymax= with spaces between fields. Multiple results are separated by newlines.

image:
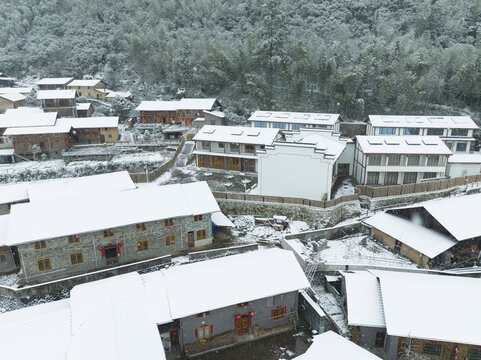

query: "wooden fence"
xmin=212 ymin=191 xmax=359 ymax=209
xmin=356 ymin=174 xmax=481 ymax=198
xmin=129 ymin=136 xmax=186 ymax=183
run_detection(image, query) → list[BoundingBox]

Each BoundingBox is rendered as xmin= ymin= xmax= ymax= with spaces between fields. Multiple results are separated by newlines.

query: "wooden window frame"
xmin=422 ymin=342 xmax=442 ymax=356
xmin=70 ymin=252 xmax=84 ymax=265
xmin=196 ymin=229 xmax=207 ymax=241
xmin=164 ymin=218 xmax=174 ymax=228
xmin=37 ymin=258 xmax=52 ymax=271
xmin=68 ymin=234 xmax=80 ymax=244
xmin=236 ymin=302 xmax=249 ymax=308
xmin=135 ymin=223 xmax=147 ymax=232
xmin=165 ymin=234 xmax=176 ymax=247
xmin=196 ymin=311 xmax=210 ymax=318
xmin=0 ymin=252 xmax=7 ymax=264
xmin=194 ymin=214 xmax=203 ymax=222
xmin=103 ymin=228 xmax=114 ymax=238
xmin=34 ymin=240 xmax=47 ymax=250
xmin=271 ymin=305 xmax=286 ymax=321
xmin=137 ymin=240 xmax=149 ymax=252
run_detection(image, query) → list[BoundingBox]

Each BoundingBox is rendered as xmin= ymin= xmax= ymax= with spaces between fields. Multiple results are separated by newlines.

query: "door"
xmin=229 ymin=158 xmax=241 ymax=171
xmin=213 ymin=156 xmax=224 ymax=169
xmin=236 ymin=315 xmax=249 ymax=336
xmin=170 ymin=330 xmax=179 ymax=346
xmin=188 ymin=231 xmax=194 ymax=248
xmin=104 ymin=245 xmax=119 ymax=265
xmin=337 ymin=163 xmax=350 ymax=176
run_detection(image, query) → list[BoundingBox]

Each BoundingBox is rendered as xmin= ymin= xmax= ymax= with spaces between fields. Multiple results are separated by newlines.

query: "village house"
xmin=193 ymin=125 xmax=282 ymax=173
xmin=364 ymin=194 xmax=481 ymax=268
xmin=0 ymin=93 xmax=26 ymax=112
xmin=365 ymin=115 xmax=478 ymax=153
xmin=6 ymin=181 xmax=221 ymax=284
xmin=340 ymin=270 xmax=481 ymax=359
xmin=446 ymin=153 xmax=481 ymax=178
xmin=354 ymin=136 xmax=452 ymax=185
xmin=105 ymin=90 xmax=132 ymax=102
xmin=0 ymin=248 xmax=310 ymax=359
xmin=203 ymin=110 xmax=226 ymax=126
xmin=256 ymin=128 xmax=353 ymax=201
xmin=249 ymin=111 xmax=342 ymax=132
xmin=65 ymin=117 xmax=119 ymax=144
xmin=0 ymin=214 xmax=17 ymax=274
xmin=37 ymin=89 xmax=77 ymax=117
xmin=0 ymin=72 xmax=15 ymax=87
xmin=177 ymin=98 xmax=222 ymax=126
xmin=0 ymin=182 xmax=30 ymax=215
xmin=0 ymin=87 xmax=33 ymax=96
xmin=76 ymin=102 xmax=93 ymax=117
xmin=36 ymin=77 xmax=73 ymax=90
xmin=66 ymin=79 xmax=107 ymax=99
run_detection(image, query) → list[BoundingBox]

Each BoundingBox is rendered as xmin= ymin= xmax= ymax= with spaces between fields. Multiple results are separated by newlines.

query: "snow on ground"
xmin=312 ymin=284 xmax=349 ymax=335
xmin=0 ymin=273 xmax=19 ymax=288
xmin=332 ymin=177 xmax=356 ymax=199
xmin=110 ymin=151 xmax=164 ymax=166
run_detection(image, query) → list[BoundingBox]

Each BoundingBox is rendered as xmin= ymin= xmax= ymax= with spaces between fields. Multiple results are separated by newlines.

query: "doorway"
xmin=236 ymin=315 xmax=249 ymax=336
xmin=188 ymin=231 xmax=194 ymax=248
xmin=104 ymin=245 xmax=119 ymax=265
xmin=337 ymin=163 xmax=350 ymax=176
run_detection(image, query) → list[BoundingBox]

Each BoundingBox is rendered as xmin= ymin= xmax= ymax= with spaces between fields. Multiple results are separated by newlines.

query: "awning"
xmin=211 ymin=211 xmax=234 ymax=227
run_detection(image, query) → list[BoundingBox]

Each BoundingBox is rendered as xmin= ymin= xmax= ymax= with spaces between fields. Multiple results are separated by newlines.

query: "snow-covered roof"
xmin=5 ymin=107 xmax=43 ymax=114
xmin=177 ymin=98 xmax=218 ymax=110
xmin=27 ymin=171 xmax=136 ymax=203
xmin=0 ymin=111 xmax=57 ymax=128
xmin=37 ymin=89 xmax=76 ymax=100
xmin=0 ymin=299 xmax=72 ymax=360
xmin=136 ymin=100 xmax=179 ymax=112
xmin=0 ymin=92 xmax=26 ymax=102
xmin=76 ymin=102 xmax=92 ymax=111
xmin=60 ymin=116 xmax=119 ymax=129
xmin=372 ymin=270 xmax=481 ymax=346
xmin=0 ymin=214 xmax=9 ymax=246
xmin=295 ymin=331 xmax=382 ymax=360
xmin=106 ymin=90 xmax=132 ymax=99
xmin=367 ymin=115 xmax=478 ymax=129
xmin=0 ymin=87 xmax=32 ymax=95
xmin=356 ymin=135 xmax=452 ymax=155
xmin=297 ymin=132 xmax=346 ymax=159
xmin=0 ymin=182 xmax=30 ymax=205
xmin=3 ymin=122 xmax=71 ymax=135
xmin=203 ymin=110 xmax=225 ymax=118
xmin=162 ymin=248 xmax=309 ymax=319
xmin=0 ymin=76 xmax=15 ymax=81
xmin=37 ymin=77 xmax=74 ymax=86
xmin=67 ymin=79 xmax=104 ymax=87
xmin=340 ymin=271 xmax=386 ymax=328
xmin=193 ymin=125 xmax=280 ymax=145
xmin=211 ymin=211 xmax=234 ymax=226
xmin=6 ymin=181 xmax=220 ymax=245
xmin=0 ymin=149 xmax=14 ymax=156
xmin=249 ymin=111 xmax=341 ymax=126
xmin=363 ymin=212 xmax=456 ymax=258
xmin=448 ymin=153 xmax=481 ymax=164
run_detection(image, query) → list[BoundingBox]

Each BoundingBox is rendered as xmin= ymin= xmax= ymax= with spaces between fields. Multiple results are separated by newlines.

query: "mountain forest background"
xmin=1 ymin=0 xmax=481 ymax=122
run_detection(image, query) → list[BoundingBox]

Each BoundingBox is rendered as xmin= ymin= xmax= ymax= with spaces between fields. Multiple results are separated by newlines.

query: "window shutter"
xmin=210 ymin=325 xmax=213 ymax=334
xmin=271 ymin=309 xmax=273 ymax=318
xmin=284 ymin=306 xmax=287 ymax=314
xmin=195 ymin=328 xmax=198 ymax=338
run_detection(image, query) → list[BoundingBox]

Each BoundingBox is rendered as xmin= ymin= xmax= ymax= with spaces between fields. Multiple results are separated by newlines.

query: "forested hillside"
xmin=1 ymin=0 xmax=480 ymax=120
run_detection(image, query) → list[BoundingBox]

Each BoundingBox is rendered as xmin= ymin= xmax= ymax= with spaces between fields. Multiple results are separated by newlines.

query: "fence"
xmin=129 ymin=136 xmax=186 ymax=183
xmin=212 ymin=191 xmax=359 ymax=209
xmin=356 ymin=174 xmax=481 ymax=198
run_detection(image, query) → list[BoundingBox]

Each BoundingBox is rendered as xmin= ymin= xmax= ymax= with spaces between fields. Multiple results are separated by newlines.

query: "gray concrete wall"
xmin=16 ymin=213 xmax=212 ymax=284
xmin=298 ymin=290 xmax=330 ymax=333
xmin=188 ymin=243 xmax=258 ymax=261
xmin=0 ymin=247 xmax=17 ymax=274
xmin=358 ymin=326 xmax=387 ymax=351
xmin=284 ymin=222 xmax=362 ymax=241
xmin=385 ymin=335 xmax=400 ymax=359
xmin=180 ymin=291 xmax=298 ymax=347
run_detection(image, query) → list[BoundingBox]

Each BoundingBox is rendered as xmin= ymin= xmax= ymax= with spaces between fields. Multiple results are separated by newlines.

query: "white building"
xmin=256 ymin=129 xmax=352 ymax=201
xmin=354 ymin=136 xmax=452 ymax=185
xmin=446 ymin=153 xmax=481 ymax=178
xmin=365 ymin=115 xmax=478 ymax=153
xmin=193 ymin=125 xmax=282 ymax=173
xmin=249 ymin=111 xmax=341 ymax=132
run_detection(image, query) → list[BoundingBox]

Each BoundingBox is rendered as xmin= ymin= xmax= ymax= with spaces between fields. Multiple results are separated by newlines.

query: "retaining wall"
xmin=188 ymin=243 xmax=258 ymax=261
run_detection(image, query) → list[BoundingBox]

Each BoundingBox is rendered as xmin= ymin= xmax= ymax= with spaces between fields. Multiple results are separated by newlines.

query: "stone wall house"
xmin=37 ymin=77 xmax=74 ymax=90
xmin=0 ymin=93 xmax=26 ymax=113
xmin=67 ymin=79 xmax=107 ymax=100
xmin=76 ymin=103 xmax=93 ymax=117
xmin=37 ymin=89 xmax=77 ymax=117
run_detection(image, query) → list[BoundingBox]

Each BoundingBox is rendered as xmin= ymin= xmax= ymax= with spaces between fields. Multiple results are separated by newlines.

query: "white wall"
xmin=336 ymin=142 xmax=355 ymax=175
xmin=257 ymin=144 xmax=334 ymax=201
xmin=447 ymin=162 xmax=481 ymax=178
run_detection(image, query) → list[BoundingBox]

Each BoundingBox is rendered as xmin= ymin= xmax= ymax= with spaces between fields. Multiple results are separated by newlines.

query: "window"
xmin=0 ymin=252 xmax=7 ymax=263
xmin=194 ymin=215 xmax=203 ymax=222
xmin=468 ymin=348 xmax=481 ymax=360
xmin=195 ymin=325 xmax=212 ymax=340
xmin=135 ymin=223 xmax=147 ymax=232
xmin=375 ymin=332 xmax=385 ymax=348
xmin=67 ymin=235 xmax=79 ymax=244
xmin=70 ymin=252 xmax=84 ymax=265
xmin=451 ymin=129 xmax=468 ymax=137
xmin=34 ymin=240 xmax=47 ymax=250
xmin=237 ymin=302 xmax=249 ymax=308
xmin=271 ymin=306 xmax=286 ymax=321
xmin=245 ymin=144 xmax=255 ymax=153
xmin=291 ymin=123 xmax=302 ymax=131
xmin=253 ymin=121 xmax=267 ymax=128
xmin=427 ymin=155 xmax=439 ymax=166
xmin=367 ymin=172 xmax=379 ymax=185
xmin=164 ymin=218 xmax=174 ymax=227
xmin=403 ymin=128 xmax=420 ymax=135
xmin=201 ymin=141 xmax=211 ymax=150
xmin=229 ymin=143 xmax=240 ymax=152
xmin=196 ymin=311 xmax=210 ymax=318
xmin=456 ymin=142 xmax=467 ymax=152
xmin=196 ymin=229 xmax=207 ymax=240
xmin=137 ymin=240 xmax=149 ymax=252
xmin=379 ymin=127 xmax=396 ymax=135
xmin=272 ymin=122 xmax=286 ymax=129
xmin=423 ymin=343 xmax=442 ymax=356
xmin=218 ymin=142 xmax=224 ymax=148
xmin=165 ymin=234 xmax=176 ymax=246
xmin=407 ymin=155 xmax=420 ymax=166
xmin=37 ymin=258 xmax=52 ymax=271
xmin=368 ymin=154 xmax=382 ymax=165
xmin=427 ymin=128 xmax=444 ymax=136
xmin=108 ymin=134 xmax=112 ymax=138
xmin=403 ymin=172 xmax=417 ymax=184
xmin=384 ymin=172 xmax=399 ymax=185
xmin=103 ymin=228 xmax=114 ymax=237
xmin=388 ymin=155 xmax=400 ymax=166
xmin=423 ymin=172 xmax=437 ymax=179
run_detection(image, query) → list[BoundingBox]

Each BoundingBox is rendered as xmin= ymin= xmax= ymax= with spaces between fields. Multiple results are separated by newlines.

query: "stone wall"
xmin=285 ymin=222 xmax=362 ymax=241
xmin=188 ymin=243 xmax=258 ymax=261
xmin=218 ymin=200 xmax=361 ymax=228
xmin=16 ymin=213 xmax=212 ymax=284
